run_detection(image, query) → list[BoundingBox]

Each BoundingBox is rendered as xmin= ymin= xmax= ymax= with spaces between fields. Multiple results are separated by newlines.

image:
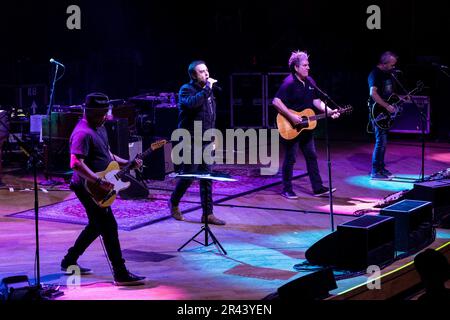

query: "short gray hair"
xmin=289 ymin=51 xmax=309 ymax=73
xmin=379 ymin=51 xmax=398 ymax=64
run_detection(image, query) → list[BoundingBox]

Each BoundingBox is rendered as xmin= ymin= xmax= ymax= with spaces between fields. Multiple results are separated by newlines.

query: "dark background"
xmin=0 ymin=0 xmax=449 ymax=140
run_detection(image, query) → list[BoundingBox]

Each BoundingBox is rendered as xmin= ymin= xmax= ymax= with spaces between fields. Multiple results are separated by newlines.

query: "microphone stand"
xmin=41 ymin=62 xmax=65 ymax=186
xmin=0 ymin=117 xmax=61 ymax=299
xmin=391 ymin=73 xmax=426 ymax=182
xmin=308 ymin=78 xmax=337 ymax=232
xmin=437 ymin=67 xmax=450 ymax=79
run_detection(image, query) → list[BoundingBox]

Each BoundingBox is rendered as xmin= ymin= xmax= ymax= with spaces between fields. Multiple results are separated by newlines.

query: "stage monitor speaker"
xmin=390 ymin=95 xmax=430 ymax=134
xmin=305 ymin=231 xmax=339 ymax=267
xmin=408 ymin=180 xmax=450 ymax=207
xmin=407 ymin=180 xmax=450 ymax=228
xmin=142 ymin=139 xmax=174 ymax=181
xmin=118 ymin=173 xmax=149 ymax=200
xmin=277 ymin=267 xmax=337 ymax=300
xmin=337 ymin=215 xmax=395 ymax=271
xmin=104 ymin=119 xmax=129 ymax=160
xmin=380 ymin=199 xmax=434 ymax=252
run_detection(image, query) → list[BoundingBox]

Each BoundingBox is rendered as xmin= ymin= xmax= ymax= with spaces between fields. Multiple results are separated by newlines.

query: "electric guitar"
xmin=85 ymin=139 xmax=167 ymax=208
xmin=276 ymin=106 xmax=353 ymax=140
xmin=371 ymin=81 xmax=424 ymax=130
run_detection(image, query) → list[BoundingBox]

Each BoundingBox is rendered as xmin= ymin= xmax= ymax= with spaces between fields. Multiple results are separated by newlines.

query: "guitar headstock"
xmin=416 ymin=80 xmax=424 ymax=91
xmin=151 ymin=139 xmax=168 ymax=150
xmin=338 ymin=105 xmax=353 ymax=115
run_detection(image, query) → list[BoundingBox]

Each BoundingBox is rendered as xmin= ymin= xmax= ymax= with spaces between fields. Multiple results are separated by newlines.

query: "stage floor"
xmin=1 ymin=139 xmax=449 ymax=300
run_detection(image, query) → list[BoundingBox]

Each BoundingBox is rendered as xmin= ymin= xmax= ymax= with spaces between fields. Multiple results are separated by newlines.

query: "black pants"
xmin=170 ymin=161 xmax=213 ymax=216
xmin=282 ymin=133 xmax=323 ymax=193
xmin=170 ymin=138 xmax=214 ymax=216
xmin=64 ymin=183 xmax=126 ymax=272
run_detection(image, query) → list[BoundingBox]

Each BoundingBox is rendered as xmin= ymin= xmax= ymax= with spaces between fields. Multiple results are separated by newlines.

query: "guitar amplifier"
xmin=390 ymin=96 xmax=430 ymax=134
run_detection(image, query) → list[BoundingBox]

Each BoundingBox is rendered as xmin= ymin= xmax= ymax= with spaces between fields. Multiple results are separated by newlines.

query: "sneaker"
xmin=0 ymin=181 xmax=6 ymax=187
xmin=201 ymin=214 xmax=226 ymax=226
xmin=281 ymin=190 xmax=299 ymax=199
xmin=380 ymin=168 xmax=394 ymax=178
xmin=113 ymin=270 xmax=146 ymax=286
xmin=61 ymin=261 xmax=93 ymax=275
xmin=169 ymin=200 xmax=185 ymax=221
xmin=370 ymin=172 xmax=391 ymax=180
xmin=313 ymin=186 xmax=336 ymax=197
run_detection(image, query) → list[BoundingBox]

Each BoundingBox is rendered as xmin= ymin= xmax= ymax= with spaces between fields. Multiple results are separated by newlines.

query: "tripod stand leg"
xmin=206 ymin=227 xmax=227 ymax=255
xmin=177 ymin=226 xmax=206 ymax=252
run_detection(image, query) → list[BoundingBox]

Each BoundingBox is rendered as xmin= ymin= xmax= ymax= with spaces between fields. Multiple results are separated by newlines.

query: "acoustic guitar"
xmin=276 ymin=106 xmax=352 ymax=140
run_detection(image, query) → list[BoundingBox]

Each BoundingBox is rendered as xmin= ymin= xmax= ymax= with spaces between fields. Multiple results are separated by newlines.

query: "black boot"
xmin=113 ymin=266 xmax=145 ymax=286
xmin=61 ymin=258 xmax=93 ymax=275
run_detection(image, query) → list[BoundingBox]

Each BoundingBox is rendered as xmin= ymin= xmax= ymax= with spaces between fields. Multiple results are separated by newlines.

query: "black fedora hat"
xmin=84 ymin=92 xmax=110 ymax=109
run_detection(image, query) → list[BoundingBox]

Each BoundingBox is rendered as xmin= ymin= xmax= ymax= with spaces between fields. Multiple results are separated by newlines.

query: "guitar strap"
xmin=366 ymin=98 xmax=375 ymax=134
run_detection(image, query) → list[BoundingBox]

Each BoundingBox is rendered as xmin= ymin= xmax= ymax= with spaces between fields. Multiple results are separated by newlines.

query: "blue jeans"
xmin=371 ymin=123 xmax=388 ymax=174
xmin=282 ymin=133 xmax=323 ymax=193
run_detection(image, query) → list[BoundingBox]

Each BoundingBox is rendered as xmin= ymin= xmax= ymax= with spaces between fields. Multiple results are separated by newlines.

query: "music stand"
xmin=176 ymin=172 xmax=237 ymax=255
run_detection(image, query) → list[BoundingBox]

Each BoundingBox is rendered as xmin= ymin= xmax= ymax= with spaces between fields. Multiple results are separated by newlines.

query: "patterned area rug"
xmin=9 ymin=169 xmax=306 ymax=231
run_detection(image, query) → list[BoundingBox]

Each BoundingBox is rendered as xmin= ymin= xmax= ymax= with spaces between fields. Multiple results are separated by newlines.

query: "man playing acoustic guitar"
xmin=273 ymin=51 xmax=339 ymax=199
xmin=61 ymin=92 xmax=145 ymax=286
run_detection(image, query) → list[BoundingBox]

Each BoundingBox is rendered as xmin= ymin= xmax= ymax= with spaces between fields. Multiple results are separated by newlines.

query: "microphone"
xmin=49 ymin=58 xmax=65 ymax=68
xmin=391 ymin=68 xmax=403 ymax=73
xmin=212 ymin=83 xmax=223 ymax=92
xmin=432 ymin=62 xmax=449 ymax=69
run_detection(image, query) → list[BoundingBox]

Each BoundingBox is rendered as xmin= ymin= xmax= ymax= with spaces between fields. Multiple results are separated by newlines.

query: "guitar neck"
xmin=115 ymin=142 xmax=165 ymax=178
xmin=309 ymin=112 xmax=331 ymax=121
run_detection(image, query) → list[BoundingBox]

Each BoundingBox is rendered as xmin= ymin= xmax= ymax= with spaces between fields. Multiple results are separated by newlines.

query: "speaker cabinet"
xmin=407 ymin=180 xmax=450 ymax=228
xmin=380 ymin=199 xmax=434 ymax=251
xmin=408 ymin=180 xmax=450 ymax=207
xmin=142 ymin=138 xmax=174 ymax=180
xmin=390 ymin=95 xmax=430 ymax=134
xmin=104 ymin=119 xmax=129 ymax=160
xmin=337 ymin=215 xmax=395 ymax=271
xmin=277 ymin=267 xmax=337 ymax=300
xmin=305 ymin=232 xmax=339 ymax=267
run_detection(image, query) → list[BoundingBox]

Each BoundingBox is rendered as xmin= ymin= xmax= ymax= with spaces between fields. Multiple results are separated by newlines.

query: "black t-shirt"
xmin=274 ymin=74 xmax=319 ymax=112
xmin=70 ymin=118 xmax=112 ymax=186
xmin=368 ymin=67 xmax=395 ymax=104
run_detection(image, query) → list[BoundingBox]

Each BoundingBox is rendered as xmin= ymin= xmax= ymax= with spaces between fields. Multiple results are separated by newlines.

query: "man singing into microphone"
xmin=273 ymin=51 xmax=339 ymax=199
xmin=368 ymin=51 xmax=399 ymax=180
xmin=168 ymin=60 xmax=226 ymax=225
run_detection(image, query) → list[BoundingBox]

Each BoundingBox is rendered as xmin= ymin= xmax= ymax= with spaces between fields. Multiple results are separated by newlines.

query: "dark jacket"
xmin=177 ymin=80 xmax=216 ymax=133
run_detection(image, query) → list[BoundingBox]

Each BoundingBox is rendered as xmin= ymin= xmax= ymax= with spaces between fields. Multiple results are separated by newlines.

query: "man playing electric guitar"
xmin=272 ymin=51 xmax=340 ymax=199
xmin=368 ymin=51 xmax=400 ymax=180
xmin=61 ymin=92 xmax=145 ymax=286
